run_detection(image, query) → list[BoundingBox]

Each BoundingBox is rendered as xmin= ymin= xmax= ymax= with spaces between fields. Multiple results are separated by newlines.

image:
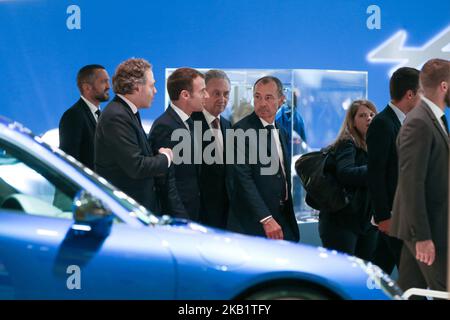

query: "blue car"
xmin=0 ymin=117 xmax=402 ymax=300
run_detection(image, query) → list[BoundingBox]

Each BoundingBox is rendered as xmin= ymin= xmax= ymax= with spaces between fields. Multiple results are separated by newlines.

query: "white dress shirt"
xmin=388 ymin=102 xmax=406 ymax=125
xmin=80 ymin=95 xmax=100 ymax=122
xmin=117 ymin=94 xmax=138 ymax=114
xmin=170 ymin=102 xmax=191 ymax=130
xmin=259 ymin=117 xmax=286 ymax=175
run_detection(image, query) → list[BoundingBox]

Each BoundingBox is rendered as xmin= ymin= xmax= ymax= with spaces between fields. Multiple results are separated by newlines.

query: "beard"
xmin=95 ymin=90 xmax=110 ymax=102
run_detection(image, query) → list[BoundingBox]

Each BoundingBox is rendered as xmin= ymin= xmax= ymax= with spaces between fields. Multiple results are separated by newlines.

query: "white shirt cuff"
xmin=160 ymin=151 xmax=172 ymax=168
xmin=260 ymin=215 xmax=273 ymax=224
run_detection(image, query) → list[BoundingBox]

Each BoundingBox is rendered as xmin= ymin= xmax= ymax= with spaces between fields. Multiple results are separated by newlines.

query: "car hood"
xmin=152 ymin=218 xmax=401 ymax=299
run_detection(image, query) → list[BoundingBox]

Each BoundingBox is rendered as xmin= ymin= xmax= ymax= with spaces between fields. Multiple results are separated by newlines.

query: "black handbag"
xmin=295 ymin=147 xmax=350 ymax=212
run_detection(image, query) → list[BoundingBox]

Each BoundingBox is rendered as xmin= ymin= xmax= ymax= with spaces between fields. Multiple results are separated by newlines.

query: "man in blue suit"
xmin=191 ymin=70 xmax=232 ymax=229
xmin=367 ymin=67 xmax=420 ymax=275
xmin=95 ymin=58 xmax=183 ymax=215
xmin=228 ymin=76 xmax=300 ymax=242
xmin=149 ymin=68 xmax=209 ymax=222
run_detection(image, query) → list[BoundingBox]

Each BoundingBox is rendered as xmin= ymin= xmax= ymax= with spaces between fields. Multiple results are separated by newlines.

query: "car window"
xmin=0 ymin=146 xmax=76 ymax=219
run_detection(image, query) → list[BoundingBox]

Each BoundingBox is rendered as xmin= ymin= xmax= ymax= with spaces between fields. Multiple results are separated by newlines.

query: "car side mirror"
xmin=72 ymin=190 xmax=113 ymax=238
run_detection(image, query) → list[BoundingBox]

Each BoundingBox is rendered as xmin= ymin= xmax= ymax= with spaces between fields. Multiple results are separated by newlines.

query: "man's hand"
xmin=262 ymin=217 xmax=284 ymax=240
xmin=378 ymin=219 xmax=391 ymax=234
xmin=415 ymin=240 xmax=435 ymax=266
xmin=158 ymin=147 xmax=173 ymax=162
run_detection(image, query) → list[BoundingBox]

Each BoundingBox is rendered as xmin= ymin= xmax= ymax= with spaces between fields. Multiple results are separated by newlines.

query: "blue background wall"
xmin=1 ymin=0 xmax=449 ymax=135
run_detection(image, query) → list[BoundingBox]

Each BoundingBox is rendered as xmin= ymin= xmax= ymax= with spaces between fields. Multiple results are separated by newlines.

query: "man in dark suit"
xmin=95 ymin=58 xmax=184 ymax=216
xmin=191 ymin=70 xmax=232 ymax=229
xmin=391 ymin=58 xmax=449 ymax=292
xmin=149 ymin=68 xmax=208 ymax=221
xmin=59 ymin=64 xmax=110 ymax=170
xmin=367 ymin=67 xmax=420 ymax=274
xmin=228 ymin=76 xmax=300 ymax=242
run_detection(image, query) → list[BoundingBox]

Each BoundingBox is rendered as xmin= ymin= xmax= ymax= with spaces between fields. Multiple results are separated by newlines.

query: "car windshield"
xmin=30 ymin=132 xmax=161 ymax=226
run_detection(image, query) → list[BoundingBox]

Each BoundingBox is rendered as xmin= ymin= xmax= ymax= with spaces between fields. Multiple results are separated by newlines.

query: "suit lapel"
xmin=220 ymin=117 xmax=230 ymax=138
xmin=422 ymin=101 xmax=449 ymax=150
xmin=114 ymin=95 xmax=152 ymax=154
xmin=276 ymin=122 xmax=291 ymax=177
xmin=385 ymin=105 xmax=401 ymax=133
xmin=167 ymin=105 xmax=188 ymax=129
xmin=168 ymin=105 xmax=201 ymax=174
xmin=79 ymin=98 xmax=97 ymax=129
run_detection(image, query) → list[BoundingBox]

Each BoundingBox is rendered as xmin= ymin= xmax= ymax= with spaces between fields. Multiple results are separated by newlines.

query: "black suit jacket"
xmin=367 ymin=105 xmax=401 ymax=223
xmin=227 ymin=112 xmax=300 ymax=242
xmin=59 ymin=98 xmax=97 ymax=170
xmin=191 ymin=111 xmax=232 ymax=228
xmin=149 ymin=106 xmax=201 ymax=221
xmin=94 ymin=96 xmax=185 ymax=215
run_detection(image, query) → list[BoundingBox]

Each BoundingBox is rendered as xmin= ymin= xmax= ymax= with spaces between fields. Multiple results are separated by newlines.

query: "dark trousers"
xmin=278 ymin=201 xmax=299 ymax=243
xmin=372 ymin=232 xmax=403 ymax=274
xmin=397 ymin=241 xmax=447 ymax=293
xmin=319 ymin=218 xmax=378 ymax=261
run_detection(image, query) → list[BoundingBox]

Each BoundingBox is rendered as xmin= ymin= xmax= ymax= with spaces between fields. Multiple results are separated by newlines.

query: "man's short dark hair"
xmin=389 ymin=67 xmax=420 ymax=101
xmin=77 ymin=64 xmax=106 ymax=92
xmin=167 ymin=68 xmax=204 ymax=101
xmin=205 ymin=69 xmax=230 ymax=85
xmin=420 ymin=58 xmax=450 ymax=90
xmin=253 ymin=76 xmax=284 ymax=97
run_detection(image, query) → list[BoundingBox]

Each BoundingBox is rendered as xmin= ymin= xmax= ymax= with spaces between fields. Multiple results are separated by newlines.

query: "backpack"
xmin=294 ymin=147 xmax=350 ymax=212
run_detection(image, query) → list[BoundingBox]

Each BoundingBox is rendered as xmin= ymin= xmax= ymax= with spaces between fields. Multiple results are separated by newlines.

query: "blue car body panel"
xmin=0 ymin=117 xmax=400 ymax=299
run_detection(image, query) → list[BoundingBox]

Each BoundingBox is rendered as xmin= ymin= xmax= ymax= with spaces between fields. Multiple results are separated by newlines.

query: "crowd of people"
xmin=59 ymin=58 xmax=449 ymax=294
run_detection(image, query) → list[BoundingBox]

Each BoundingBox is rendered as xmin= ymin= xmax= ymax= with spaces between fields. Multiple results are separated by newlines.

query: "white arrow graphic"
xmin=367 ymin=25 xmax=450 ymax=74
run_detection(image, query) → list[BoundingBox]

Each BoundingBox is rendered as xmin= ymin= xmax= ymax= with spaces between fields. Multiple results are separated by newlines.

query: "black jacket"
xmin=191 ymin=111 xmax=232 ymax=228
xmin=366 ymin=105 xmax=401 ymax=223
xmin=149 ymin=106 xmax=201 ymax=221
xmin=59 ymin=98 xmax=97 ymax=170
xmin=320 ymin=138 xmax=372 ymax=234
xmin=94 ymin=96 xmax=185 ymax=216
xmin=227 ymin=112 xmax=300 ymax=242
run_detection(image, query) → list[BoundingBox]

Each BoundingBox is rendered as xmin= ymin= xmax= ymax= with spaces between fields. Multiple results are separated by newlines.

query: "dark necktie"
xmin=135 ymin=112 xmax=144 ymax=132
xmin=211 ymin=118 xmax=223 ymax=160
xmin=441 ymin=115 xmax=449 ymax=135
xmin=211 ymin=118 xmax=220 ymax=129
xmin=186 ymin=117 xmax=195 ymax=133
xmin=265 ymin=125 xmax=275 ymax=153
xmin=95 ymin=109 xmax=101 ymax=118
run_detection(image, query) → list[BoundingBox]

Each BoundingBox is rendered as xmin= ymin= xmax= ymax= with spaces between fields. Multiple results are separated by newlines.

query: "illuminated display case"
xmin=165 ymin=68 xmax=368 ymax=221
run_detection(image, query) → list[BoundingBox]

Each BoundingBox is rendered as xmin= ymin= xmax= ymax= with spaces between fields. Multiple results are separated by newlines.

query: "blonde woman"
xmin=319 ymin=100 xmax=378 ymax=261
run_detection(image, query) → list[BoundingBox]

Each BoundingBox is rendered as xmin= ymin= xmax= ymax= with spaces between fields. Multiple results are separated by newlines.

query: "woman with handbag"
xmin=319 ymin=100 xmax=378 ymax=261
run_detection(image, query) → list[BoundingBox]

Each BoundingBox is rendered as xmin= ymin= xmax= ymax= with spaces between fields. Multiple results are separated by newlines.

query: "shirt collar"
xmin=202 ymin=109 xmax=220 ymax=125
xmin=422 ymin=96 xmax=445 ymax=119
xmin=80 ymin=95 xmax=100 ymax=114
xmin=388 ymin=102 xmax=406 ymax=124
xmin=117 ymin=94 xmax=138 ymax=114
xmin=170 ymin=102 xmax=190 ymax=122
xmin=259 ymin=117 xmax=275 ymax=128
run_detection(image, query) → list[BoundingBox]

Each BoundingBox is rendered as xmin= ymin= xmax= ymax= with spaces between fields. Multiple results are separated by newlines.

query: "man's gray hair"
xmin=205 ymin=69 xmax=230 ymax=85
